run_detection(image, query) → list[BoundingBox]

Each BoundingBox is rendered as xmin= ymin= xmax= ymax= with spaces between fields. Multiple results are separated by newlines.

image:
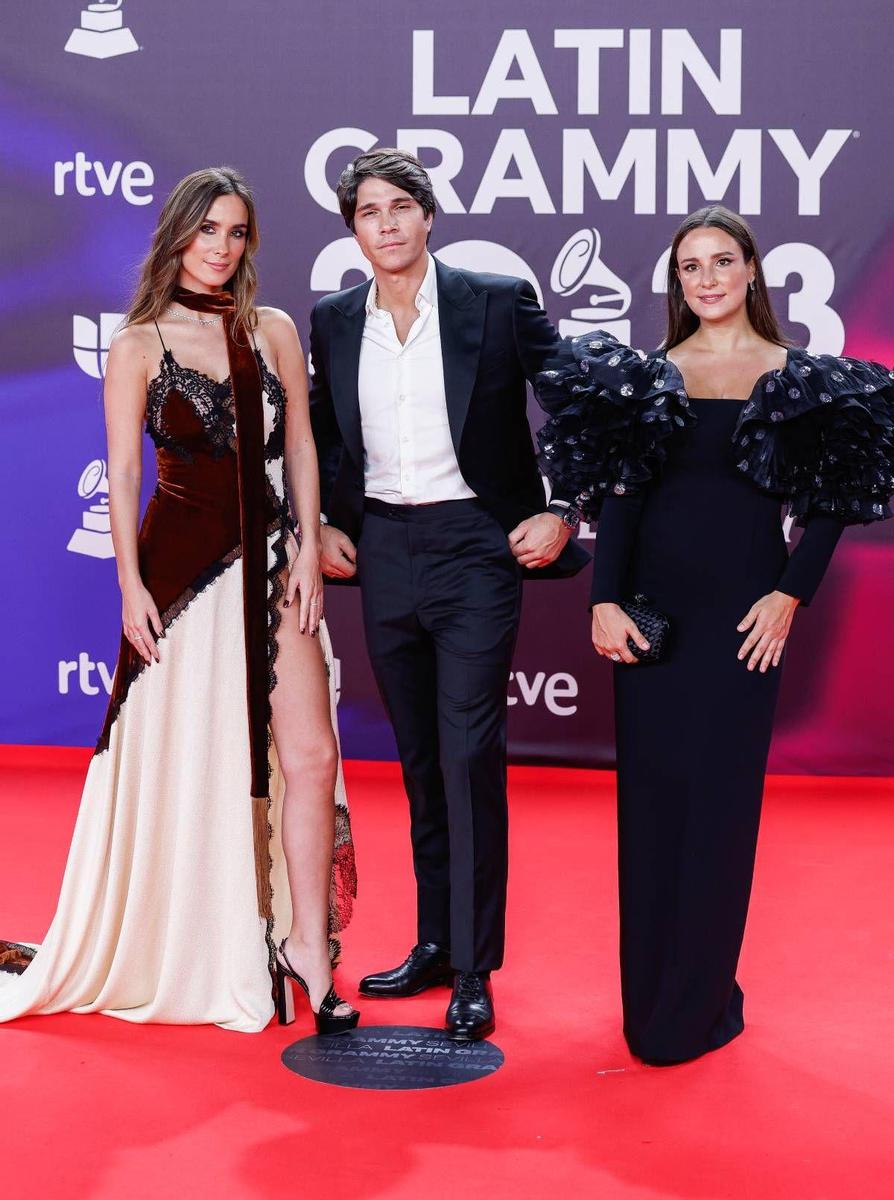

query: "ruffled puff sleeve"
xmin=733 ymin=352 xmax=894 ymax=526
xmin=535 ymin=331 xmax=697 ymax=521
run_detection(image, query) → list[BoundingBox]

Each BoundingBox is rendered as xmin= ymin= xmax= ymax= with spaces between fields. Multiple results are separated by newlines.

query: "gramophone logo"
xmin=67 ymin=459 xmax=115 ymax=559
xmin=73 ymin=313 xmax=124 ymax=378
xmin=551 ymin=228 xmax=632 ymax=344
xmin=64 ymin=2 xmax=139 ymax=60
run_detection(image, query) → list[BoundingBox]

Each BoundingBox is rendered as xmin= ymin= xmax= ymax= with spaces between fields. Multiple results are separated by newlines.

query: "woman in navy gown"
xmin=537 ymin=205 xmax=894 ymax=1065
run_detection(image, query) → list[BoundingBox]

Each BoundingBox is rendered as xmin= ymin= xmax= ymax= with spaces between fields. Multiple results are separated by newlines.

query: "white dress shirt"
xmin=358 ymin=253 xmax=476 ymax=505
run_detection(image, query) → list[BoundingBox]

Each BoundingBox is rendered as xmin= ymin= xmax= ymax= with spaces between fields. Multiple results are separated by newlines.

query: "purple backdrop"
xmin=1 ymin=0 xmax=892 ymax=772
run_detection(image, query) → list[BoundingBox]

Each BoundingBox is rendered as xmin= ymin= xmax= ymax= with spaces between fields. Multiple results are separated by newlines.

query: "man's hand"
xmin=320 ymin=525 xmax=358 ymax=579
xmin=508 ymin=512 xmax=572 ymax=569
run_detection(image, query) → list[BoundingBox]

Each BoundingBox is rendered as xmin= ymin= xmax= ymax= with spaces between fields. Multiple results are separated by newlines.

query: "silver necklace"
xmin=165 ymin=305 xmax=223 ymax=327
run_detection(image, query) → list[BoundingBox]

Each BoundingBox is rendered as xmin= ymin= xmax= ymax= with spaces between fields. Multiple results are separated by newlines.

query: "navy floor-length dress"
xmin=594 ymin=399 xmax=840 ymax=1062
xmin=536 ymin=333 xmax=894 ymax=1064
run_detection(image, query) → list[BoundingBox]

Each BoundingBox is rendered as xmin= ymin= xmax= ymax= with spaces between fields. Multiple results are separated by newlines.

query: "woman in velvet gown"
xmin=537 ymin=206 xmax=894 ymax=1065
xmin=0 ymin=168 xmax=357 ymax=1033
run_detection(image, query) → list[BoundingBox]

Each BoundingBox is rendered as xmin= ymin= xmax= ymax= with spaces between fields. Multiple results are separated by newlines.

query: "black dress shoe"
xmin=358 ymin=942 xmax=453 ymax=998
xmin=445 ymin=972 xmax=495 ymax=1041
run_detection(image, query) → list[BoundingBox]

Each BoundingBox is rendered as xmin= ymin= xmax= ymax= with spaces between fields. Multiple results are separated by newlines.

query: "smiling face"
xmin=351 ymin=177 xmax=432 ymax=277
xmin=178 ymin=193 xmax=249 ymax=293
xmin=675 ymin=226 xmax=756 ymax=325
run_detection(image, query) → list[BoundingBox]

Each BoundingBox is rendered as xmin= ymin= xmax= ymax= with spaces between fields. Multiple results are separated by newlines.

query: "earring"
xmin=749 ymin=279 xmax=755 ymax=292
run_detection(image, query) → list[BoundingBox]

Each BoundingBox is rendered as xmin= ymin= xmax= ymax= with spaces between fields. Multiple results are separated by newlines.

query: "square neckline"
xmin=659 ymin=347 xmax=792 ymax=404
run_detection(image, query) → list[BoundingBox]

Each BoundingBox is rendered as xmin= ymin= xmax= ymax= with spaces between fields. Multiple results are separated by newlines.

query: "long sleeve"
xmin=776 ymin=515 xmax=844 ymax=605
xmin=307 ymin=301 xmax=342 ymax=516
xmin=589 ymin=491 xmax=647 ymax=607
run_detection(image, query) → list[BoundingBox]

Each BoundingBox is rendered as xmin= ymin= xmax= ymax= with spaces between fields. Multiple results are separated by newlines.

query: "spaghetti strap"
xmin=153 ymin=320 xmax=168 ymax=353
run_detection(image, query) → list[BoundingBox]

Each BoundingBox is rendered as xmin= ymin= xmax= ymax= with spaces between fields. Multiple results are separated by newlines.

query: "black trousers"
xmin=357 ymin=498 xmax=523 ymax=972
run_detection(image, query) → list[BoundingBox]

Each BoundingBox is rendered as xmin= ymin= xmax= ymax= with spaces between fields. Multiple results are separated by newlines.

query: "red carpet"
xmin=2 ymin=746 xmax=893 ymax=1200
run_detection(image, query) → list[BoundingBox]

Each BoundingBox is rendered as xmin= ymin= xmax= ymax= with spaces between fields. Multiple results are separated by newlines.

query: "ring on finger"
xmin=611 ymin=652 xmax=621 ymax=662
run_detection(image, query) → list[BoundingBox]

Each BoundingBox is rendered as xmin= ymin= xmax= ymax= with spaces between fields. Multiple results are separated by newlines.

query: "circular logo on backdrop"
xmin=281 ymin=1025 xmax=504 ymax=1090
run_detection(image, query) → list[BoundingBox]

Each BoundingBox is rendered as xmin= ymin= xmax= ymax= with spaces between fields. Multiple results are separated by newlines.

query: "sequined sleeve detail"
xmin=535 ymin=331 xmax=696 ymax=521
xmin=732 ymin=351 xmax=894 ymax=525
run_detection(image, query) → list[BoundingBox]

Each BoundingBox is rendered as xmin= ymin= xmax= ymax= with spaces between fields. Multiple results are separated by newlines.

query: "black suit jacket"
xmin=308 ymin=256 xmax=590 ymax=582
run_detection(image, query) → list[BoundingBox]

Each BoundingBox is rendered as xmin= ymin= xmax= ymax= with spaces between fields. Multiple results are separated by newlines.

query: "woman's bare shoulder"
xmin=109 ymin=320 xmax=160 ymax=353
xmin=256 ymin=306 xmax=297 ymax=333
xmin=256 ymin=306 xmax=302 ymax=353
xmin=106 ymin=321 xmax=161 ymax=380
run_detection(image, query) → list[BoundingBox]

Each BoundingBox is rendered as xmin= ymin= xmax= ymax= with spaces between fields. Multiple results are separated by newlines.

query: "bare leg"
xmin=269 ymin=581 xmax=352 ymax=1016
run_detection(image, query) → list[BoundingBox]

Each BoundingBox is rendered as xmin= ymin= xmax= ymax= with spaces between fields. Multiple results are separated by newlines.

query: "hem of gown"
xmin=95 ymin=1003 xmax=274 ymax=1034
xmin=624 ymin=983 xmax=746 ymax=1066
xmin=626 ymin=1021 xmax=745 ymax=1067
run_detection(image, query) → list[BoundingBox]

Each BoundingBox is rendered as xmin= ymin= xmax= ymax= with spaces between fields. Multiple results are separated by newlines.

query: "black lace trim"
xmin=267 ymin=497 xmax=290 ymax=697
xmin=260 ymin=355 xmax=287 ymax=463
xmin=145 ymin=349 xmax=287 ymax=464
xmin=146 ymin=350 xmax=236 ymax=462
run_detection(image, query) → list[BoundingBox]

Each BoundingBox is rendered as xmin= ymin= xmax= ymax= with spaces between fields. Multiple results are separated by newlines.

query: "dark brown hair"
xmin=125 ymin=166 xmax=260 ymax=332
xmin=663 ymin=205 xmax=787 ymax=350
xmin=336 ymin=148 xmax=436 ymax=238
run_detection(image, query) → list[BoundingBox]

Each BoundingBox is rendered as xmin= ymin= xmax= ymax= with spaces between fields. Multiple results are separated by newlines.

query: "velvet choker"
xmin=172 ymin=286 xmax=237 ymax=317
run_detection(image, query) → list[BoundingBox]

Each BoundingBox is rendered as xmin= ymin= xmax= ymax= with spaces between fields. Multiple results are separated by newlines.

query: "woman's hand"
xmin=285 ymin=532 xmax=324 ymax=636
xmin=737 ymin=591 xmax=799 ymax=672
xmin=591 ymin=602 xmax=650 ymax=664
xmin=121 ymin=580 xmax=163 ymax=664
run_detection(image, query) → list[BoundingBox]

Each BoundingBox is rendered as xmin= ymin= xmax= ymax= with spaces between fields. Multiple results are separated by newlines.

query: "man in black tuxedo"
xmin=309 ymin=149 xmax=587 ymax=1040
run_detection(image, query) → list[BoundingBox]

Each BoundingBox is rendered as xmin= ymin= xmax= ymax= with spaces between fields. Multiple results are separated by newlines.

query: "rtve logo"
xmin=65 ymin=2 xmax=139 ymax=60
xmin=508 ymin=670 xmax=579 ymax=716
xmin=54 ymin=153 xmax=154 ymax=205
xmin=58 ymin=653 xmax=113 ymax=696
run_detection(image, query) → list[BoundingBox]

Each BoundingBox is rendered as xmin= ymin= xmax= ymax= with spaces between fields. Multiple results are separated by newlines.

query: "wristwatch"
xmin=547 ymin=499 xmax=582 ymax=532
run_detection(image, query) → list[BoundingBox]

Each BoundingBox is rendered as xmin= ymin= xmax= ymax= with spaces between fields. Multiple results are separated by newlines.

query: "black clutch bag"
xmin=619 ymin=593 xmax=670 ymax=663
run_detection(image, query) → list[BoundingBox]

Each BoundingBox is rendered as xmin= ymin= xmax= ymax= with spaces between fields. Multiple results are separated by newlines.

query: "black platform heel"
xmin=275 ymin=938 xmax=360 ymax=1035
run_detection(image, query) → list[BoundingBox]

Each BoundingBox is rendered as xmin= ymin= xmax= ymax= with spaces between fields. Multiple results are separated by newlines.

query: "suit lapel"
xmin=330 ymin=281 xmax=371 ymax=467
xmin=436 ymin=259 xmax=488 ymax=457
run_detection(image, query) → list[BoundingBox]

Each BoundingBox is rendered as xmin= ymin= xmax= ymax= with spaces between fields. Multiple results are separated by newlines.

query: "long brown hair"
xmin=663 ymin=205 xmax=787 ymax=351
xmin=125 ymin=167 xmax=260 ymax=331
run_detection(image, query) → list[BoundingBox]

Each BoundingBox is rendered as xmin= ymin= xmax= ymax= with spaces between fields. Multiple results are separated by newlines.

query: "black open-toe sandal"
xmin=275 ymin=938 xmax=360 ymax=1034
